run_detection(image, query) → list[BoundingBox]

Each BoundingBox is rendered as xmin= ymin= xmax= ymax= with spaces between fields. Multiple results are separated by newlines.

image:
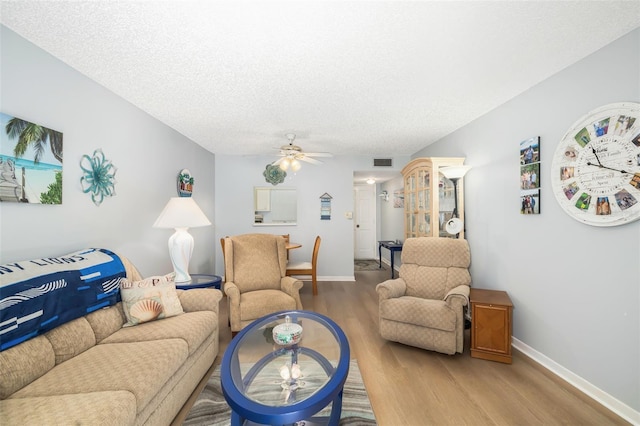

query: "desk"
xmin=378 ymin=241 xmax=403 ymax=278
xmin=175 ymin=274 xmax=222 ymax=290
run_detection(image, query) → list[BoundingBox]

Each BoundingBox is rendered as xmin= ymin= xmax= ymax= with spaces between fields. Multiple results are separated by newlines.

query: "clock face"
xmin=551 ymin=102 xmax=640 ymax=227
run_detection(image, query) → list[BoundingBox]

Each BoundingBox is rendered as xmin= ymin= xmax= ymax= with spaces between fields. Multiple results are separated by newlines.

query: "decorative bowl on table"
xmin=272 ymin=316 xmax=302 ymax=346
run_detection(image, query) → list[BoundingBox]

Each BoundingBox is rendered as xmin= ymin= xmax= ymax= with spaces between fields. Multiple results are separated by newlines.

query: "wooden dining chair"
xmin=281 ymin=234 xmax=290 ymax=259
xmin=286 ymin=235 xmax=321 ymax=296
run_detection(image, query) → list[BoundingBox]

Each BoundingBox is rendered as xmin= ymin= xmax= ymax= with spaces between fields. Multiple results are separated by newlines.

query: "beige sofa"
xmin=0 ymin=255 xmax=222 ymax=425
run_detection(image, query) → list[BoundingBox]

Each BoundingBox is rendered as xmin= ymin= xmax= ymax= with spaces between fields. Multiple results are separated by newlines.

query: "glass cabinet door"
xmin=402 ymin=157 xmax=467 ymax=240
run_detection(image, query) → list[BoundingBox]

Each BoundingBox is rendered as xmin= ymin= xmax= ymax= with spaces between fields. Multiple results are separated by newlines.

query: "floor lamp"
xmin=153 ymin=197 xmax=211 ymax=283
xmin=440 ymin=165 xmax=471 ymax=237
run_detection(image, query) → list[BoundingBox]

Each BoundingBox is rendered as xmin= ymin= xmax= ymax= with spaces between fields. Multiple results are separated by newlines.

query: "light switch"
xmin=345 ymin=211 xmax=353 ymax=219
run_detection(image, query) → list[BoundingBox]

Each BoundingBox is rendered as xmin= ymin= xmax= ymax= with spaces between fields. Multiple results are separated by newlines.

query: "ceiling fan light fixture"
xmin=290 ymin=159 xmax=301 ymax=172
xmin=279 ymin=157 xmax=291 ymax=171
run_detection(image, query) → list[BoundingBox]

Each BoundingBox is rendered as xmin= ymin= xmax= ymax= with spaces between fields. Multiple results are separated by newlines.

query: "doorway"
xmin=353 ymin=184 xmax=377 ymax=259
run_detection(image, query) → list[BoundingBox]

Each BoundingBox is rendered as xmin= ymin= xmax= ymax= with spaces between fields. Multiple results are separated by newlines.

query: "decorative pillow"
xmin=120 ymin=272 xmax=184 ymax=327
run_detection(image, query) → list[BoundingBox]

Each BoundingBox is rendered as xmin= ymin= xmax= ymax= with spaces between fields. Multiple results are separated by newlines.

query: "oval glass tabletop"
xmin=221 ymin=310 xmax=350 ymax=425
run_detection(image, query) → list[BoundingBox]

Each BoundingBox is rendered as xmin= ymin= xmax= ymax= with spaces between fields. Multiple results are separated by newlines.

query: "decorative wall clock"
xmin=550 ymin=102 xmax=640 ymax=226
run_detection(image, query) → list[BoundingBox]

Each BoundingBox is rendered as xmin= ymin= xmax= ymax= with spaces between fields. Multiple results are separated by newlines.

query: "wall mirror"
xmin=254 ymin=187 xmax=297 ymax=226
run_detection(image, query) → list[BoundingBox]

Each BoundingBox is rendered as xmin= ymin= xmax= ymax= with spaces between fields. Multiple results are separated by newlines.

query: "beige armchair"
xmin=223 ymin=233 xmax=303 ymax=334
xmin=376 ymin=237 xmax=471 ymax=355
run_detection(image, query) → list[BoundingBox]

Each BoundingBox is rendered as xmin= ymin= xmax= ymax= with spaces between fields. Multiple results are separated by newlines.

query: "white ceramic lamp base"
xmin=168 ymin=227 xmax=193 ymax=283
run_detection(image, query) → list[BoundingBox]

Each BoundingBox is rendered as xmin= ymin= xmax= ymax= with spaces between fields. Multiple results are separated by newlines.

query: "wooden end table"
xmin=470 ymin=288 xmax=513 ymax=364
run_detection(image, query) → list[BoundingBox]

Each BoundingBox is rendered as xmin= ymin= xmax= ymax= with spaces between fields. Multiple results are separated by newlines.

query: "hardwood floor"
xmin=208 ymin=268 xmax=629 ymax=426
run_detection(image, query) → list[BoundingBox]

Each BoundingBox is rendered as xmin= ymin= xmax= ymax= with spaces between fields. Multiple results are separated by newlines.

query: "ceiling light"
xmin=290 ymin=159 xmax=301 ymax=172
xmin=279 ymin=157 xmax=291 ymax=171
xmin=366 ymin=178 xmax=376 ymax=184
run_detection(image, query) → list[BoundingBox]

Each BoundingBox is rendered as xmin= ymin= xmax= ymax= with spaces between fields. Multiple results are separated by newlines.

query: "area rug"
xmin=354 ymin=259 xmax=385 ymax=271
xmin=183 ymin=359 xmax=377 ymax=425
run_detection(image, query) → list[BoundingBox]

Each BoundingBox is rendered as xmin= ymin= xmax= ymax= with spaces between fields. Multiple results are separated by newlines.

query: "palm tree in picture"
xmin=5 ymin=117 xmax=63 ymax=164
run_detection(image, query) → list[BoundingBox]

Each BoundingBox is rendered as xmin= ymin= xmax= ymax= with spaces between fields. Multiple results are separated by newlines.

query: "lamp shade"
xmin=440 ymin=165 xmax=472 ymax=180
xmin=153 ymin=197 xmax=211 ymax=229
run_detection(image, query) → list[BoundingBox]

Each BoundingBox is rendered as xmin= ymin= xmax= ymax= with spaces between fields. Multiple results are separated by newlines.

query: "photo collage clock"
xmin=550 ymin=102 xmax=640 ymax=227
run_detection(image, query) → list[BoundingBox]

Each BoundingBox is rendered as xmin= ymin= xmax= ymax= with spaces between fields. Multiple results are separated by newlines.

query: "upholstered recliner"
xmin=223 ymin=233 xmax=303 ymax=334
xmin=376 ymin=237 xmax=471 ymax=355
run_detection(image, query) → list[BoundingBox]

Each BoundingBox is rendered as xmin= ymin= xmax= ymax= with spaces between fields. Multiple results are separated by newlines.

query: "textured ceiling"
xmin=1 ymin=1 xmax=639 ymax=161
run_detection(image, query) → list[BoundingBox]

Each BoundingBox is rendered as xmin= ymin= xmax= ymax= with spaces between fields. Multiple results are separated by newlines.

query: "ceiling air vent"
xmin=373 ymin=158 xmax=393 ymax=167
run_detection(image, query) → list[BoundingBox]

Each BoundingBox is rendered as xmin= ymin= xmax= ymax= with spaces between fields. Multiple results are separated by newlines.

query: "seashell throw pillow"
xmin=120 ymin=272 xmax=184 ymax=327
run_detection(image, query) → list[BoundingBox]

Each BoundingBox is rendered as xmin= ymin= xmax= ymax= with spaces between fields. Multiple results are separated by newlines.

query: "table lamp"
xmin=153 ymin=197 xmax=211 ymax=282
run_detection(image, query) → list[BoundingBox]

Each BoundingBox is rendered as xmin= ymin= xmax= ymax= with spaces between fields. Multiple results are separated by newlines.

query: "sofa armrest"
xmin=376 ymin=278 xmax=407 ymax=300
xmin=444 ymin=284 xmax=470 ymax=307
xmin=178 ymin=288 xmax=223 ymax=314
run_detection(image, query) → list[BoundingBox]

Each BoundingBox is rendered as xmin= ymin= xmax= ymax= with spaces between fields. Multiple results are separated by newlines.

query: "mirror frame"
xmin=253 ymin=186 xmax=297 ymax=226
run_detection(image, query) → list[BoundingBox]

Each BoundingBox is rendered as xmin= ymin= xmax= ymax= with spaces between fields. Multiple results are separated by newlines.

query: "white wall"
xmin=378 ymin=175 xmax=404 ymax=266
xmin=0 ymin=26 xmax=216 ymax=277
xmin=412 ymin=29 xmax=640 ymax=417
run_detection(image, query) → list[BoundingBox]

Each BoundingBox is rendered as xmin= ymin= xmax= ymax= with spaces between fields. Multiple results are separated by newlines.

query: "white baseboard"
xmin=512 ymin=337 xmax=639 ymax=425
xmin=289 ymin=275 xmax=356 ymax=282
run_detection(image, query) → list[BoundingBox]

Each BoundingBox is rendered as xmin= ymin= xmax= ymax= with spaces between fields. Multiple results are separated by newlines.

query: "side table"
xmin=378 ymin=240 xmax=403 ymax=278
xmin=175 ymin=274 xmax=222 ymax=290
xmin=470 ymin=288 xmax=513 ymax=364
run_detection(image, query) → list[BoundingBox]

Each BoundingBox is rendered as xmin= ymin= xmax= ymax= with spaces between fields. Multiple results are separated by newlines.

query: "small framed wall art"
xmin=520 ymin=136 xmax=540 ymax=214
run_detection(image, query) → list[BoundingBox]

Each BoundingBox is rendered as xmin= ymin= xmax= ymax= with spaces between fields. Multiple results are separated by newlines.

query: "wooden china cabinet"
xmin=401 ymin=157 xmax=467 ymax=239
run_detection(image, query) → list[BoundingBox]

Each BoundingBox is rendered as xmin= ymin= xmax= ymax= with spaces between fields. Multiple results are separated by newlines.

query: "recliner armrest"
xmin=280 ymin=276 xmax=303 ymax=296
xmin=376 ymin=278 xmax=407 ymax=300
xmin=444 ymin=284 xmax=470 ymax=306
xmin=224 ymin=281 xmax=240 ymax=302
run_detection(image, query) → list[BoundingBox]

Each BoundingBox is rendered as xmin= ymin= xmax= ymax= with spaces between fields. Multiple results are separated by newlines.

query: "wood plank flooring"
xmin=203 ymin=268 xmax=630 ymax=425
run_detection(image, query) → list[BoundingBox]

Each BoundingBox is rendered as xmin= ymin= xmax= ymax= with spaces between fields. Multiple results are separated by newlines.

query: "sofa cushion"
xmin=380 ymin=296 xmax=456 ymax=332
xmin=240 ymin=289 xmax=297 ymax=321
xmin=0 ymin=335 xmax=55 ymax=399
xmin=120 ymin=273 xmax=184 ymax=326
xmin=101 ymin=311 xmax=217 ymax=355
xmin=44 ymin=316 xmax=96 ymax=365
xmin=85 ymin=302 xmax=127 ymax=343
xmin=0 ymin=391 xmax=136 ymax=426
xmin=11 ymin=339 xmax=188 ymax=413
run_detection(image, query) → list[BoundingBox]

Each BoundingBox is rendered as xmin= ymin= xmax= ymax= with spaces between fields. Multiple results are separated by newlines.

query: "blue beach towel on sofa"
xmin=0 ymin=248 xmax=126 ymax=351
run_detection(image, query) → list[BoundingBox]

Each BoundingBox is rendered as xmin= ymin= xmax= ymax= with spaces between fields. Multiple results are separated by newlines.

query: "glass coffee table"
xmin=220 ymin=310 xmax=350 ymax=425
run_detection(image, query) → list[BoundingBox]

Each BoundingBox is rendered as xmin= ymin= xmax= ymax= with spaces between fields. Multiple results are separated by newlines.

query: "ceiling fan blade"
xmin=272 ymin=157 xmax=285 ymax=166
xmin=298 ymin=156 xmax=323 ymax=165
xmin=302 ymin=152 xmax=333 ymax=157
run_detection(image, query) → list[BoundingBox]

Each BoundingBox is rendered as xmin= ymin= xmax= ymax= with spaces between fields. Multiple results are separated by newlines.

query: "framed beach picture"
xmin=0 ymin=113 xmax=63 ymax=204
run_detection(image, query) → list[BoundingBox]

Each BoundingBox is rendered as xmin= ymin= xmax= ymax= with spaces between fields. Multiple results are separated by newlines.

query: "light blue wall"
xmin=214 ymin=154 xmax=407 ymax=280
xmin=412 ymin=29 xmax=640 ymax=414
xmin=0 ymin=26 xmax=216 ymax=277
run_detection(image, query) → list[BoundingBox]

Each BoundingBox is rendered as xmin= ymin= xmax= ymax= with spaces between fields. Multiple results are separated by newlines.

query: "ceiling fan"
xmin=272 ymin=133 xmax=332 ymax=171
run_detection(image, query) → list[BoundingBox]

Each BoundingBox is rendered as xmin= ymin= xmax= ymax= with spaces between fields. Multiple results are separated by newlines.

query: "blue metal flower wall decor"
xmin=263 ymin=163 xmax=286 ymax=185
xmin=80 ymin=149 xmax=117 ymax=206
